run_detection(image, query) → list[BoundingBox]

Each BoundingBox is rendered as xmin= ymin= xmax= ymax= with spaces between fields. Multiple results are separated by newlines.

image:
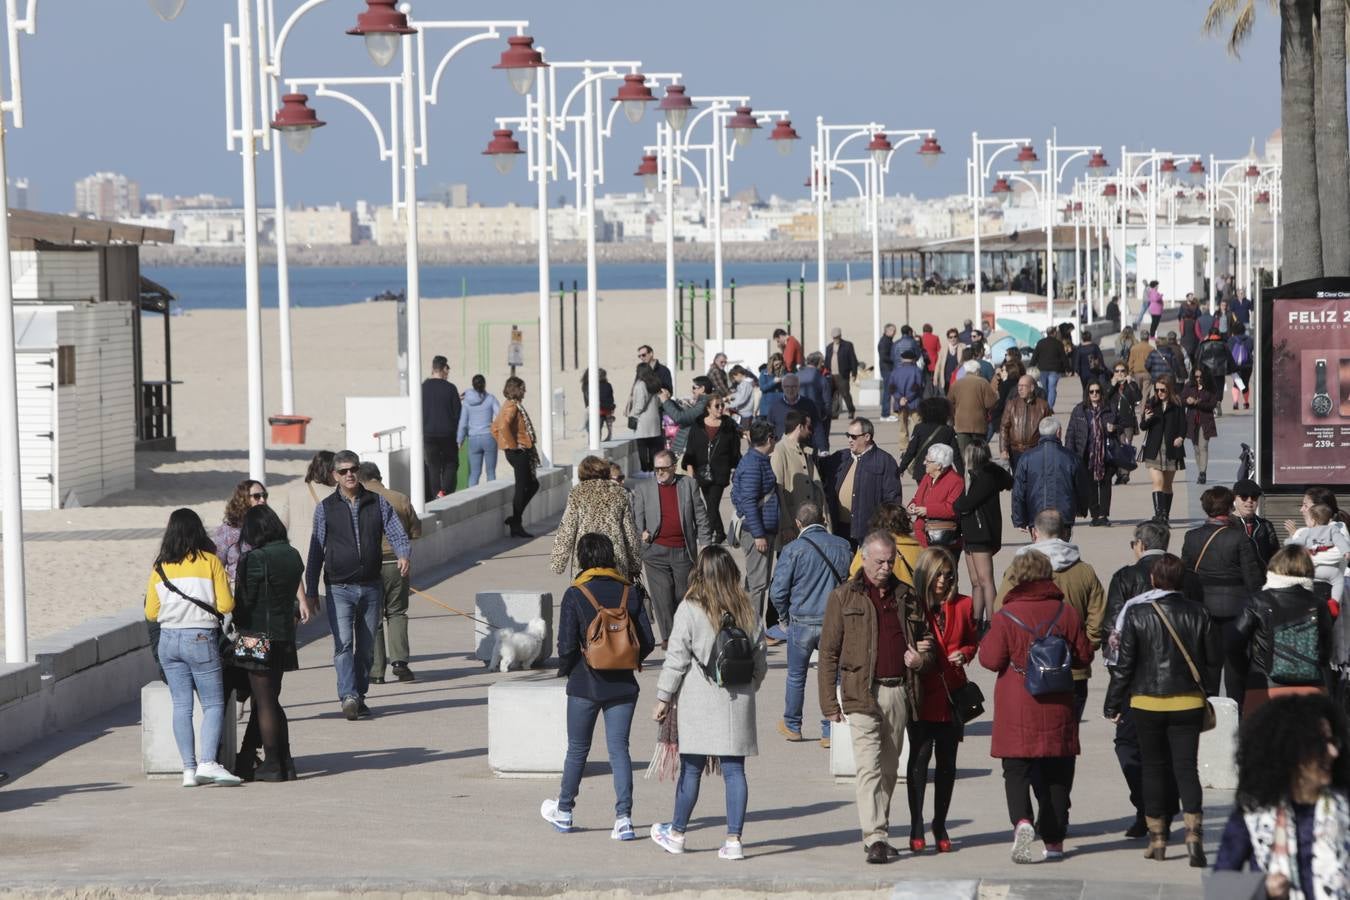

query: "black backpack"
xmin=697 ymin=612 xmax=756 ymax=687
xmin=1000 ymin=603 xmax=1074 ymax=696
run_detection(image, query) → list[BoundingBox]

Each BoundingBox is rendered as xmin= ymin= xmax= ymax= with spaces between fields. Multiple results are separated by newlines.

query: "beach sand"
xmin=1 ymin=280 xmax=1072 ymax=643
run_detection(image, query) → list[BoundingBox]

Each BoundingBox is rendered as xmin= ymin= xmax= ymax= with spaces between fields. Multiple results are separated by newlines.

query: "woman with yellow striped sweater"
xmin=145 ymin=508 xmax=241 ymax=787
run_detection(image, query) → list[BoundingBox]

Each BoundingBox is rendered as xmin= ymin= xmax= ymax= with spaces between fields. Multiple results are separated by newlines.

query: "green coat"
xmin=234 ymin=541 xmax=305 ymax=642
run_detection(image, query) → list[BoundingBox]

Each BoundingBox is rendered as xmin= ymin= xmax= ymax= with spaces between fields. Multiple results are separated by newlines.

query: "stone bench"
xmin=487 ymin=674 xmax=566 ymax=777
xmin=1197 ymin=695 xmax=1239 ymax=790
xmin=473 ymin=590 xmax=554 ymax=665
xmin=141 ymin=681 xmax=238 ymax=776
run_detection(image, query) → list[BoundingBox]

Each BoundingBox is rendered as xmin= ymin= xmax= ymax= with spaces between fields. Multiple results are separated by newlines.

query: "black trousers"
xmin=1087 ymin=477 xmax=1112 ymax=518
xmin=1132 ymin=706 xmax=1204 ymax=816
xmin=906 ymin=718 xmax=961 ymax=833
xmin=1205 ymin=613 xmax=1246 ymax=706
xmin=1003 ymin=756 xmax=1073 ymax=844
xmin=700 ymin=481 xmax=727 ymax=543
xmin=636 ymin=436 xmax=664 ymax=472
xmin=879 ymin=364 xmax=893 ymax=415
xmin=1114 ymin=709 xmax=1178 ymax=820
xmin=831 ymin=373 xmax=855 ymax=418
xmin=424 ymin=436 xmax=459 ymax=499
xmin=504 ymin=448 xmax=539 ymax=523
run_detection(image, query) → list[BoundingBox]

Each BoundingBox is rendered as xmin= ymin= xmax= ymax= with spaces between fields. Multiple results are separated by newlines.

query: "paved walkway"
xmin=0 ymin=382 xmax=1259 ymax=898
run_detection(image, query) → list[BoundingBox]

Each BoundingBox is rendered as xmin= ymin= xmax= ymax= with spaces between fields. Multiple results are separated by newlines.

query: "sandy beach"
xmin=1 ymin=280 xmax=1053 ymax=643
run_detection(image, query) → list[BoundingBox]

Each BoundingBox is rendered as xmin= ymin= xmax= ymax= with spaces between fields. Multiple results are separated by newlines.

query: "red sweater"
xmin=913 ymin=467 xmax=965 ymax=548
xmin=916 ymin=594 xmax=979 ymax=722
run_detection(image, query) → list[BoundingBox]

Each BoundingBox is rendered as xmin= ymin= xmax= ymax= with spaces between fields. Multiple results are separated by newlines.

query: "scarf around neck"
xmin=1244 ymin=791 xmax=1350 ymax=900
xmin=573 ymin=567 xmax=629 ymax=587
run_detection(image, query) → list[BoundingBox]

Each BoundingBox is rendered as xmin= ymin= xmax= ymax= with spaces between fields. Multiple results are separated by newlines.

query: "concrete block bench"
xmin=474 ymin=590 xmax=554 ymax=664
xmin=857 ymin=378 xmax=883 ymax=409
xmin=487 ymin=674 xmax=567 ymax=777
xmin=829 ymin=715 xmax=910 ymax=783
xmin=1198 ymin=696 xmax=1239 ymax=790
xmin=141 ymin=681 xmax=237 ymax=776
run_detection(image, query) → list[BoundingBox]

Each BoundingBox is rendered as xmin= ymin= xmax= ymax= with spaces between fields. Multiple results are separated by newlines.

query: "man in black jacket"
xmin=877 ymin=324 xmax=896 ymax=419
xmin=1102 ymin=521 xmax=1175 ymax=838
xmin=1232 ymin=479 xmax=1280 ymax=567
xmin=820 ymin=417 xmax=902 ymax=549
xmin=422 ymin=355 xmax=461 ymax=500
xmin=1181 ymin=486 xmax=1265 ymax=701
xmin=825 ymin=327 xmax=859 ymax=420
xmin=306 ymin=450 xmax=413 ymax=720
xmin=1031 ymin=326 xmax=1069 ymax=410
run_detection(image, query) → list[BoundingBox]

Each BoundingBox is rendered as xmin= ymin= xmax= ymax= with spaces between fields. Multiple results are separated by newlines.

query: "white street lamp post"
xmin=1 ymin=0 xmax=36 ymax=664
xmin=1045 ymin=132 xmax=1107 ymax=320
xmin=968 ymin=133 xmax=1031 ymax=327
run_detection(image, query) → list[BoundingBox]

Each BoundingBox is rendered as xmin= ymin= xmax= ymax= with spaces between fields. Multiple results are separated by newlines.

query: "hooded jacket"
xmin=995 ymin=537 xmax=1105 ymax=679
xmin=457 ymin=389 xmax=502 ymax=443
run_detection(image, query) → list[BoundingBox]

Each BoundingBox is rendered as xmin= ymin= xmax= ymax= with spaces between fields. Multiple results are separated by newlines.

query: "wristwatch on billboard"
xmin=1312 ymin=358 xmax=1334 ymax=418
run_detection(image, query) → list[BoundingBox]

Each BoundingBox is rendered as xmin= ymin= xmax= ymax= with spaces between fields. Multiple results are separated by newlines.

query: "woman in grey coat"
xmin=650 ymin=545 xmax=768 ymax=860
xmin=627 ymin=367 xmax=665 ymax=472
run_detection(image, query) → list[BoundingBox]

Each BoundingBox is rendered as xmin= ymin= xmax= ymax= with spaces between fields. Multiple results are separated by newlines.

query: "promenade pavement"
xmin=0 ymin=377 xmax=1257 ymax=899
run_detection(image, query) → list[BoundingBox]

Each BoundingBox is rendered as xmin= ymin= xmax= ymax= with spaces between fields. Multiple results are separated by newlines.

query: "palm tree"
xmin=1319 ymin=0 xmax=1350 ymax=274
xmin=1205 ymin=0 xmax=1323 ymax=281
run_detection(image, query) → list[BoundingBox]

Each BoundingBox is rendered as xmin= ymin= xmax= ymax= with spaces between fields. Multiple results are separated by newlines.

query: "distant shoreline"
xmin=140 ymin=238 xmax=874 ymax=268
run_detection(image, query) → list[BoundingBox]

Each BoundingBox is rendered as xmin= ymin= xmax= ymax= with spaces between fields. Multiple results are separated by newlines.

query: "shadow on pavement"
xmin=0 ymin=781 xmax=128 ymax=813
xmin=294 ymin=746 xmax=465 ymax=777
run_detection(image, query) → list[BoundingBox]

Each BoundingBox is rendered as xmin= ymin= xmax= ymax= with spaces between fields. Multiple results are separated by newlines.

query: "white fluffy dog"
xmin=487 ymin=617 xmax=547 ymax=672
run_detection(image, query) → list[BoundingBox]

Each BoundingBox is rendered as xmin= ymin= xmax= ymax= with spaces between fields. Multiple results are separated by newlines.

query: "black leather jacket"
xmin=1181 ymin=520 xmax=1266 ymax=618
xmin=1103 ymin=552 xmax=1166 ymax=661
xmin=1104 ymin=591 xmax=1213 ymax=718
xmin=1234 ymin=514 xmax=1280 ymax=567
xmin=1231 ymin=584 xmax=1334 ymax=690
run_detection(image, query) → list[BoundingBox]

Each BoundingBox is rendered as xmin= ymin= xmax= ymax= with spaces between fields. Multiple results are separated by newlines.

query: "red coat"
xmin=920 ymin=332 xmax=941 ymax=370
xmin=913 ymin=467 xmax=964 ymax=548
xmin=978 ymin=579 xmax=1094 ymax=758
xmin=782 ymin=335 xmax=804 ymax=372
xmin=917 ymin=594 xmax=979 ymax=722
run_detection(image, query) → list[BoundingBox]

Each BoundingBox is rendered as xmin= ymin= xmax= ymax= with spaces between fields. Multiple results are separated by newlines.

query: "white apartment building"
xmin=374 ymin=202 xmax=535 ymax=245
xmin=74 ymin=172 xmax=140 ymax=221
xmin=285 ymin=205 xmax=356 ymax=245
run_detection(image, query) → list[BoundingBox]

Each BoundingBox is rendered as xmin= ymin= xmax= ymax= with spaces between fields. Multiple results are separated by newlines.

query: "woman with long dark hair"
xmin=628 ymin=366 xmax=665 ymax=472
xmin=1107 ymin=361 xmax=1142 ymax=485
xmin=492 ymin=376 xmax=540 ymax=538
xmin=650 ymin=544 xmax=768 ymax=860
xmin=898 ymin=397 xmax=961 ymax=484
xmin=906 ymin=547 xmax=977 ymax=853
xmin=681 ymin=393 xmax=741 ymax=544
xmin=1180 ymin=366 xmax=1217 ymax=486
xmin=1065 ymin=378 xmax=1119 ymax=525
xmin=953 ymin=440 xmax=1013 ymax=623
xmin=1139 ymin=374 xmax=1186 ymax=526
xmin=231 ymin=505 xmax=305 ymax=782
xmin=144 ymin=509 xmax=240 ymax=786
xmin=1103 ymin=553 xmax=1212 ymax=866
xmin=215 ymin=479 xmax=269 ymax=584
xmin=1215 ymin=694 xmax=1350 ymax=898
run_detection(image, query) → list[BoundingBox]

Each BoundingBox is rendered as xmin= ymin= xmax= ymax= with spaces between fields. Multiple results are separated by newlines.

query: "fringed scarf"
xmin=1086 ymin=403 xmax=1107 ymax=482
xmin=1244 ymin=791 xmax=1350 ymax=900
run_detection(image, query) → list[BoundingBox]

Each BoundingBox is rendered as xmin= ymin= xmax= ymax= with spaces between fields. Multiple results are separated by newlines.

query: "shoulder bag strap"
xmin=1149 ymin=600 xmax=1205 ymax=690
xmin=576 ymin=583 xmax=604 ymax=613
xmin=1192 ymin=526 xmax=1228 ymax=571
xmin=155 ymin=562 xmax=224 ymax=622
xmin=799 ymin=533 xmax=846 ymax=584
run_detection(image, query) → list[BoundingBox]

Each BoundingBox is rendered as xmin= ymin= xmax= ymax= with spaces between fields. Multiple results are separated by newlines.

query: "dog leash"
xmin=408 ymin=585 xmax=495 ymax=628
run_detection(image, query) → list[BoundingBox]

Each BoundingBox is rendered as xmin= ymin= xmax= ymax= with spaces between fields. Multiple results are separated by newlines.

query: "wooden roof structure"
xmin=7 ymin=209 xmax=174 ymax=250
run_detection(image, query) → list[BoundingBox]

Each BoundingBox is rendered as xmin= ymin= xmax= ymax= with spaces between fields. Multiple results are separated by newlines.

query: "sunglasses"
xmin=335 ymin=466 xmax=358 ymax=476
xmin=846 ymin=432 xmax=866 ymax=439
xmin=249 ymin=491 xmax=269 ymax=500
xmin=1155 ymin=389 xmax=1168 ymax=395
xmin=1087 ymin=388 xmax=1101 ymax=394
xmin=654 ymin=465 xmax=674 ymax=472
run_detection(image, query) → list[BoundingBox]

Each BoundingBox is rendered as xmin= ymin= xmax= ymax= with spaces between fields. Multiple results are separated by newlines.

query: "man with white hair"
xmin=818 ymin=530 xmax=936 ymax=864
xmin=947 ymin=359 xmax=998 ymax=458
xmin=707 ymin=351 xmax=730 ymax=396
xmin=1010 ymin=417 xmax=1089 ymax=534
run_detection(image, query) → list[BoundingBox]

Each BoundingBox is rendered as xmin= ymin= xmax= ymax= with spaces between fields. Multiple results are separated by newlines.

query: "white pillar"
xmin=270 ymin=88 xmax=296 ymax=416
xmin=239 ymin=0 xmax=266 ymax=485
xmin=0 ymin=115 xmax=27 ymax=664
xmin=1206 ymin=171 xmax=1216 ymax=313
xmin=972 ymin=135 xmax=983 ymax=328
xmin=815 ymin=120 xmax=827 ymax=355
xmin=1084 ymin=213 xmax=1094 ymax=325
xmin=535 ymin=75 xmax=553 ymax=464
xmin=711 ymin=109 xmax=724 ymax=346
xmin=402 ymin=34 xmax=426 ymax=512
xmin=664 ymin=122 xmax=676 ymax=372
xmin=869 ymin=155 xmax=881 ymax=363
xmin=1045 ymin=140 xmax=1055 ymax=320
xmin=1073 ymin=212 xmax=1082 ymax=323
xmin=583 ymin=78 xmax=600 ymax=450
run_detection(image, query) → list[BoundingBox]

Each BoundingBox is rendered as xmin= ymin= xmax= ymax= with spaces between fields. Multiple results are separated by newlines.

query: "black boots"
xmin=1197 ymin=472 xmax=1207 ymax=485
xmin=1184 ymin=812 xmax=1207 ymax=867
xmin=1151 ymin=492 xmax=1173 ymax=526
xmin=505 ymin=516 xmax=533 ymax=539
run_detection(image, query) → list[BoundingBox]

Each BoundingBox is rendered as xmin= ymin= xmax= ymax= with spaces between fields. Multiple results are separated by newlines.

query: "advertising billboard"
xmin=1259 ymin=277 xmax=1350 ymax=491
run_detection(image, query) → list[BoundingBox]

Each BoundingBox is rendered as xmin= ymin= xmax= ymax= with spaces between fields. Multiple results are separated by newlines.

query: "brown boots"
xmin=1143 ymin=816 xmax=1168 ymax=860
xmin=1184 ymin=812 xmax=1207 ymax=867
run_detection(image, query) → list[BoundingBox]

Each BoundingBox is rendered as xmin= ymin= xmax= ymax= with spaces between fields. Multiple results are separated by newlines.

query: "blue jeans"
xmin=673 ymin=754 xmax=747 ymax=837
xmin=1039 ymin=370 xmax=1061 ymax=410
xmin=784 ymin=621 xmax=829 ymax=737
xmin=466 ymin=433 xmax=498 ymax=486
xmin=158 ymin=627 xmax=225 ymax=769
xmin=557 ymin=695 xmax=636 ymax=817
xmin=327 ymin=581 xmax=381 ymax=701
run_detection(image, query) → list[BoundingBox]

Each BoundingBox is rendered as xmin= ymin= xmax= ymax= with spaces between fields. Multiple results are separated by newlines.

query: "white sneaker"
xmin=611 ymin=816 xmax=636 ymax=841
xmin=540 ymin=798 xmax=574 ymax=833
xmin=1011 ymin=820 xmax=1037 ymax=864
xmin=650 ymin=822 xmax=685 ymax=854
xmin=718 ymin=839 xmax=745 ymax=860
xmin=194 ymin=761 xmax=242 ymax=786
xmin=182 ymin=767 xmax=197 ymax=787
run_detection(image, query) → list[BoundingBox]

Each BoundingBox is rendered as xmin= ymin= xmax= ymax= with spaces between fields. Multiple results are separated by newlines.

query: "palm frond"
xmin=1202 ymin=0 xmax=1246 ymax=35
xmin=1229 ymin=3 xmax=1258 ymax=56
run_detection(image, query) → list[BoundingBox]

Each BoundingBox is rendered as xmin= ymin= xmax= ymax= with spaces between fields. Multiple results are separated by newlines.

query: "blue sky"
xmin=10 ymin=1 xmax=1278 ymax=212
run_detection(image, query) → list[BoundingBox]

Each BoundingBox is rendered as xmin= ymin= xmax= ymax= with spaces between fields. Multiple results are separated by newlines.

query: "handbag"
xmin=1107 ymin=436 xmax=1137 ymax=471
xmin=924 ymin=519 xmax=961 ymax=547
xmin=944 ymin=678 xmax=986 ymax=724
xmin=627 ymin=389 xmax=654 ymax=434
xmin=154 ymin=564 xmax=234 ymax=657
xmin=1150 ymin=600 xmax=1217 ymax=732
